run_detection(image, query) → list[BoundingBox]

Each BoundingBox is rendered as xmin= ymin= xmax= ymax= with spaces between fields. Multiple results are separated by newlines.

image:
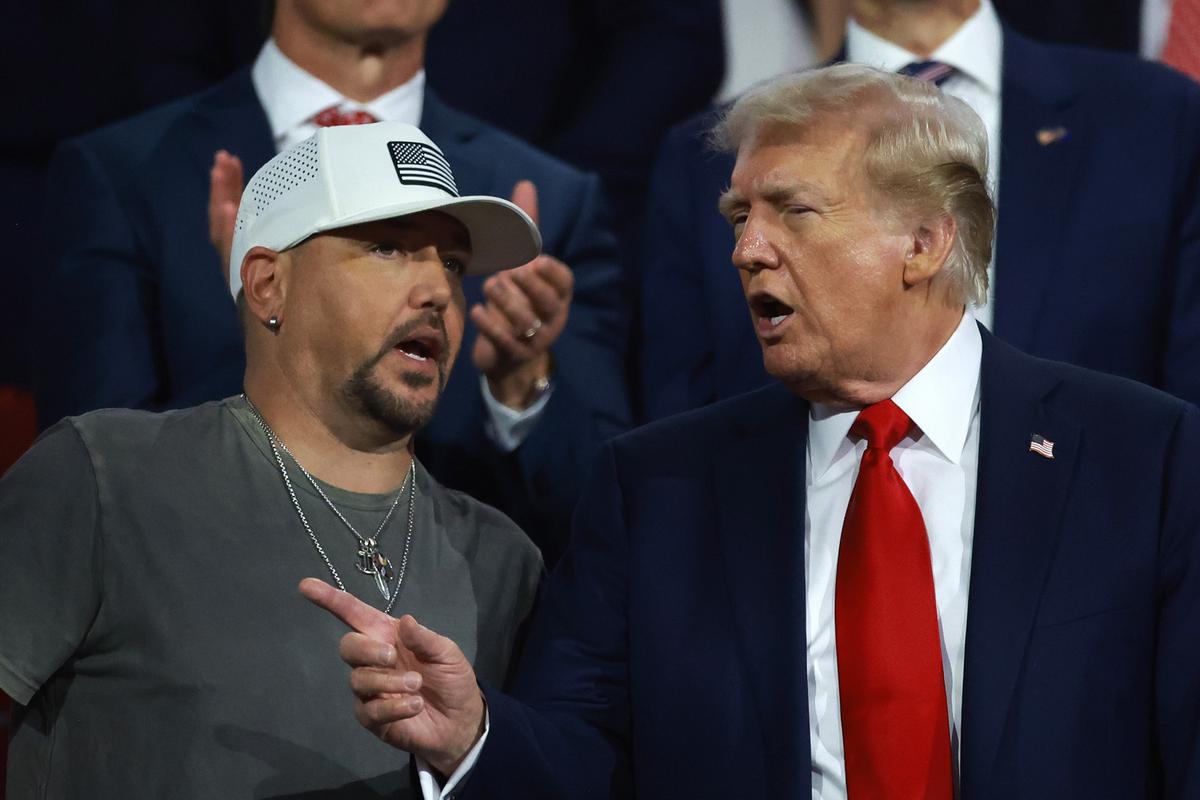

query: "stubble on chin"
xmin=343 ymin=353 xmax=447 ymax=438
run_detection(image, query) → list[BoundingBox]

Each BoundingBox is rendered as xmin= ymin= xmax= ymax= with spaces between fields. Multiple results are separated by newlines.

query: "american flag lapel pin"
xmin=1036 ymin=126 xmax=1069 ymax=146
xmin=1029 ymin=433 xmax=1055 ymax=459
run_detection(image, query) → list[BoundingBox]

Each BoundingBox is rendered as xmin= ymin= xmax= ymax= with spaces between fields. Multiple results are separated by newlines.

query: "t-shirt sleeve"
xmin=0 ymin=420 xmax=103 ymax=705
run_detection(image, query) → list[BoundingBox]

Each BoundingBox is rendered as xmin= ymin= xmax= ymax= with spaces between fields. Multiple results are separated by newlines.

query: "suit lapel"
xmin=420 ymin=89 xmax=500 ymax=196
xmin=960 ymin=330 xmax=1081 ymax=799
xmin=992 ymin=29 xmax=1084 ymax=350
xmin=181 ymin=68 xmax=276 ymax=179
xmin=713 ymin=384 xmax=811 ymax=796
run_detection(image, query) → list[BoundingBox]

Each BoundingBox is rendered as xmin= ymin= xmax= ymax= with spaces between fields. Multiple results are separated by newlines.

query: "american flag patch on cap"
xmin=1029 ymin=433 xmax=1055 ymax=459
xmin=387 ymin=141 xmax=458 ymax=196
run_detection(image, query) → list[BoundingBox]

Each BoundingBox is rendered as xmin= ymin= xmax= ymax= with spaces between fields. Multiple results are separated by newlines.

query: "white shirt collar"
xmin=251 ymin=39 xmax=425 ymax=141
xmin=808 ymin=311 xmax=982 ymax=480
xmin=845 ymin=0 xmax=1002 ymax=94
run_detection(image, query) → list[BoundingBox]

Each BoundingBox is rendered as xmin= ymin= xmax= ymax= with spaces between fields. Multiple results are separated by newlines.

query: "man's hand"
xmin=209 ymin=150 xmax=244 ymax=287
xmin=471 ymin=180 xmax=574 ymax=410
xmin=299 ymin=578 xmax=486 ymax=776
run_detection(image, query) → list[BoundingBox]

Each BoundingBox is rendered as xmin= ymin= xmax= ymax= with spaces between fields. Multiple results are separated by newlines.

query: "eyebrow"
xmin=717 ymin=188 xmax=744 ymax=222
xmin=717 ymin=180 xmax=832 ymax=222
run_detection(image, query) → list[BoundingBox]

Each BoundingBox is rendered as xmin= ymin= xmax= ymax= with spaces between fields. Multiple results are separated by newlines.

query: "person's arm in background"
xmin=639 ymin=118 xmax=722 ymax=421
xmin=1155 ymin=405 xmax=1200 ymax=798
xmin=1161 ymin=76 xmax=1200 ymax=407
xmin=32 ymin=137 xmax=165 ymax=429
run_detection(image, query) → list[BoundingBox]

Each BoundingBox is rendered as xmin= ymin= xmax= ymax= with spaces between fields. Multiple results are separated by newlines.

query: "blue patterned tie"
xmin=898 ymin=60 xmax=956 ymax=87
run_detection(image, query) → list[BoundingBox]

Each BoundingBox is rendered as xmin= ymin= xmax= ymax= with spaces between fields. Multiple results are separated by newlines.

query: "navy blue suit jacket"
xmin=639 ymin=29 xmax=1200 ymax=419
xmin=467 ymin=331 xmax=1200 ymax=798
xmin=34 ymin=69 xmax=631 ymax=563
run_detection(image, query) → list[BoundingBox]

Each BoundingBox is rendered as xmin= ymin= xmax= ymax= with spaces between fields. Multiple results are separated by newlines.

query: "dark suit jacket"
xmin=426 ymin=0 xmax=724 ymax=217
xmin=638 ymin=28 xmax=1200 ymax=419
xmin=465 ymin=330 xmax=1200 ymax=798
xmin=992 ymin=0 xmax=1141 ymax=53
xmin=33 ymin=69 xmax=631 ymax=563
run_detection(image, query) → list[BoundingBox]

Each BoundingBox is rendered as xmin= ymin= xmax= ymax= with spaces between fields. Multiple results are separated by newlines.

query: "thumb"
xmin=510 ymin=179 xmax=539 ymax=227
xmin=397 ymin=615 xmax=462 ymax=665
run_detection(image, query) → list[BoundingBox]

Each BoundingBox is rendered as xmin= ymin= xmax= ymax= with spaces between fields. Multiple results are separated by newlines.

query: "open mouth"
xmin=749 ymin=291 xmax=795 ymax=331
xmin=394 ymin=329 xmax=443 ymax=364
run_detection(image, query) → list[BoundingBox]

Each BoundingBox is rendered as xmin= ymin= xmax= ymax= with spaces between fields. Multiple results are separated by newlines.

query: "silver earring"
xmin=267 ymin=315 xmax=281 ymax=332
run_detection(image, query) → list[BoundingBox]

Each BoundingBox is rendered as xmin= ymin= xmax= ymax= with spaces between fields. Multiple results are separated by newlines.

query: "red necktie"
xmin=311 ymin=105 xmax=379 ymax=127
xmin=835 ymin=400 xmax=953 ymax=800
xmin=1163 ymin=0 xmax=1200 ymax=82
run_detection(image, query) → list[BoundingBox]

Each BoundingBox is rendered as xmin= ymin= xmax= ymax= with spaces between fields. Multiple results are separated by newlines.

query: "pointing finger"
xmin=300 ymin=578 xmax=396 ymax=641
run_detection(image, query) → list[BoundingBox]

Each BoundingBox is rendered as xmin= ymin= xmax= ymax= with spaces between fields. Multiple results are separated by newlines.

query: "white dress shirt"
xmin=847 ymin=1 xmax=1002 ymax=327
xmin=252 ymin=38 xmax=425 ymax=151
xmin=805 ymin=311 xmax=981 ymax=799
xmin=250 ymin=40 xmax=550 ymax=451
xmin=1144 ymin=0 xmax=1175 ymax=58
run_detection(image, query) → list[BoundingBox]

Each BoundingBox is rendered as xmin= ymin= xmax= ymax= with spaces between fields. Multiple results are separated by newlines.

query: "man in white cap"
xmin=0 ymin=122 xmax=543 ymax=800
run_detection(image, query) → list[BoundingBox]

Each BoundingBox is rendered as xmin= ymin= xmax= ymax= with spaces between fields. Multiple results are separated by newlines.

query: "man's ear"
xmin=902 ymin=214 xmax=957 ymax=289
xmin=241 ymin=246 xmax=288 ymax=329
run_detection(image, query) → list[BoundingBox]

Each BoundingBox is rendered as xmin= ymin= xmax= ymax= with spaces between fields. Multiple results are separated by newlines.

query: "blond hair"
xmin=712 ymin=63 xmax=994 ymax=306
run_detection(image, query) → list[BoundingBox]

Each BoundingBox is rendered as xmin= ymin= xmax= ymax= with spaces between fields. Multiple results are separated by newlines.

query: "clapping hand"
xmin=471 ymin=180 xmax=574 ymax=409
xmin=208 ymin=149 xmax=244 ymax=287
xmin=299 ymin=578 xmax=487 ymax=776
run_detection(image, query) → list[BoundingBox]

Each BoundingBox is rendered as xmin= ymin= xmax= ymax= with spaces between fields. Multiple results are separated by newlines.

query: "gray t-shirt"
xmin=0 ymin=397 xmax=542 ymax=799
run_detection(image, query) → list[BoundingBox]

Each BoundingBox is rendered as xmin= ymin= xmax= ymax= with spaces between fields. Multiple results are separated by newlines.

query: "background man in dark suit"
xmin=639 ymin=0 xmax=1200 ymax=420
xmin=304 ymin=65 xmax=1200 ymax=799
xmin=34 ymin=0 xmax=631 ymax=564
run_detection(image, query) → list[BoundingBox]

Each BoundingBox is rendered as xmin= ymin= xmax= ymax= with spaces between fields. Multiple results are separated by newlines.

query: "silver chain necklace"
xmin=243 ymin=395 xmax=415 ymax=613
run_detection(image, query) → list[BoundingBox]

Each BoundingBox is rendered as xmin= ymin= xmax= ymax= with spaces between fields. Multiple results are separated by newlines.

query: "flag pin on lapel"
xmin=1029 ymin=433 xmax=1055 ymax=459
xmin=1036 ymin=126 xmax=1069 ymax=146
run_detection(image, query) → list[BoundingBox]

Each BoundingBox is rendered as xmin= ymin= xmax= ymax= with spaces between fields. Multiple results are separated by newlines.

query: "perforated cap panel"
xmin=234 ymin=138 xmax=320 ymax=233
xmin=227 ymin=121 xmax=541 ymax=300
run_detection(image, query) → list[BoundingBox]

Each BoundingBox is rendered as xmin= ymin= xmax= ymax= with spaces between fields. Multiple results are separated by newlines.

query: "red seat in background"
xmin=1 ymin=386 xmax=36 ymax=798
xmin=0 ymin=386 xmax=36 ymax=476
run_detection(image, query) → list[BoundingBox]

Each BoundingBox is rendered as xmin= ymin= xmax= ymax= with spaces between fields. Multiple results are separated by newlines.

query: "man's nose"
xmin=408 ymin=245 xmax=453 ymax=311
xmin=731 ymin=217 xmax=779 ymax=273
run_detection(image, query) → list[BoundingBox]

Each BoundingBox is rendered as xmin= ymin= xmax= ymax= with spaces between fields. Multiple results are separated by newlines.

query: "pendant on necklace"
xmin=356 ymin=539 xmax=396 ymax=601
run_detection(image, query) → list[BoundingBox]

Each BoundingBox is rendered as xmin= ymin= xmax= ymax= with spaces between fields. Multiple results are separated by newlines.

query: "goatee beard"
xmin=343 ymin=314 xmax=450 ymax=437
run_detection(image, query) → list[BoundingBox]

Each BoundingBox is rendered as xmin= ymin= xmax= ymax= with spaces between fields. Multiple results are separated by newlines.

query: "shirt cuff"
xmin=480 ymin=375 xmax=553 ymax=453
xmin=416 ymin=708 xmax=490 ymax=800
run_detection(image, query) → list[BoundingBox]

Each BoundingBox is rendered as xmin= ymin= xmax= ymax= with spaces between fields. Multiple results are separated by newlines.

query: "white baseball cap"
xmin=228 ymin=121 xmax=542 ymax=299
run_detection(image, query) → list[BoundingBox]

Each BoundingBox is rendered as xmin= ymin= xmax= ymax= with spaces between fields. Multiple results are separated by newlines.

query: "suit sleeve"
xmin=461 ymin=441 xmax=633 ymax=799
xmin=1161 ymin=82 xmax=1200 ymax=407
xmin=33 ymin=138 xmax=164 ymax=428
xmin=639 ymin=122 xmax=719 ymax=420
xmin=1155 ymin=403 xmax=1200 ymax=797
